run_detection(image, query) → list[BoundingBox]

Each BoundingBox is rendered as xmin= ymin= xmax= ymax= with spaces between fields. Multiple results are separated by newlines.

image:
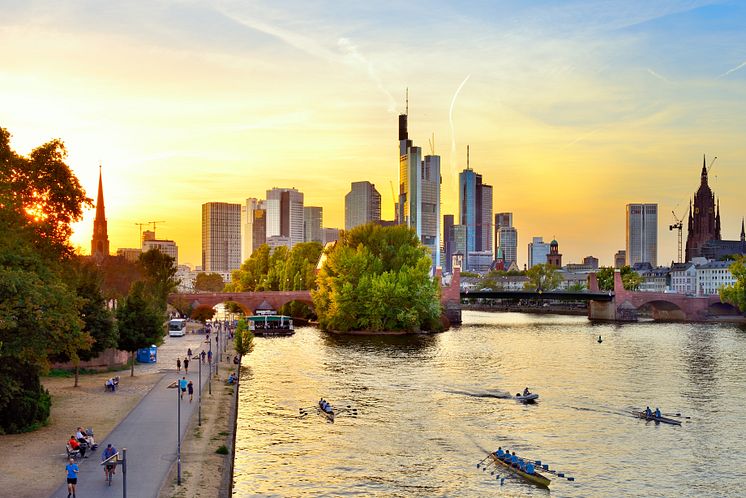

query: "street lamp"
xmin=193 ymin=354 xmax=201 ymax=426
xmin=177 ymin=379 xmax=181 ymax=485
xmin=208 ymin=336 xmax=212 ymax=395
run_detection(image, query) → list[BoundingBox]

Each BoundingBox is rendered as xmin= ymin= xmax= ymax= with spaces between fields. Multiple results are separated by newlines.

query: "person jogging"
xmin=179 ymin=377 xmax=187 ymax=399
xmin=183 ymin=357 xmax=189 ymax=374
xmin=65 ymin=457 xmax=79 ymax=498
xmin=187 ymin=380 xmax=194 ymax=402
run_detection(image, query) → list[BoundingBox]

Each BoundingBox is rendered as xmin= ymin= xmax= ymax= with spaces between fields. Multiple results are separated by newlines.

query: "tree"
xmin=312 ymin=224 xmax=441 ymax=333
xmin=191 ymin=304 xmax=216 ymax=323
xmin=566 ymin=281 xmax=587 ymax=292
xmin=233 ymin=318 xmax=254 ymax=362
xmin=524 ymin=264 xmax=561 ymax=291
xmin=596 ymin=266 xmax=643 ymax=291
xmin=194 ymin=273 xmax=225 ymax=292
xmin=116 ymin=282 xmax=164 ymax=377
xmin=720 ymin=256 xmax=746 ymax=312
xmin=98 ymin=255 xmax=142 ymax=300
xmin=139 ymin=249 xmax=179 ymax=315
xmin=227 ymin=244 xmax=270 ymax=292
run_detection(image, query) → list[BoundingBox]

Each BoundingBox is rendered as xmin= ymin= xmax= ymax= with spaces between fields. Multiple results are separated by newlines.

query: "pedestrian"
xmin=184 ymin=357 xmax=189 ymax=374
xmin=179 ymin=376 xmax=187 ymax=399
xmin=65 ymin=457 xmax=79 ymax=498
xmin=201 ymin=350 xmax=206 ymax=364
xmin=187 ymin=347 xmax=192 ymax=358
xmin=207 ymin=350 xmax=212 ymax=363
xmin=187 ymin=380 xmax=194 ymax=402
xmin=176 ymin=357 xmax=181 ymax=372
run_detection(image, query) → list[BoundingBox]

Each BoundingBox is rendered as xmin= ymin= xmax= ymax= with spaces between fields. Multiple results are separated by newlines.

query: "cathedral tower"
xmin=685 ymin=155 xmax=721 ymax=261
xmin=91 ymin=165 xmax=110 ymax=261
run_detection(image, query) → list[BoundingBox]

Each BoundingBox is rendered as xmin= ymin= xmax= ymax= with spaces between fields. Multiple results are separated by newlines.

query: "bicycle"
xmin=105 ymin=464 xmax=115 ymax=486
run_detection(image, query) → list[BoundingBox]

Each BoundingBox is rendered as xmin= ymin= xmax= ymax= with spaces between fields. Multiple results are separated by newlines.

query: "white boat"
xmin=515 ymin=393 xmax=539 ymax=403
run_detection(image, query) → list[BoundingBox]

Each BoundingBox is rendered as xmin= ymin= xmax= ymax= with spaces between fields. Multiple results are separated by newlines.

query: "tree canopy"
xmin=194 ymin=272 xmax=225 ymax=292
xmin=720 ymin=256 xmax=746 ymax=312
xmin=596 ymin=266 xmax=643 ymax=291
xmin=524 ymin=264 xmax=561 ymax=291
xmin=116 ymin=281 xmax=164 ymax=376
xmin=228 ymin=242 xmax=323 ymax=292
xmin=312 ymin=224 xmax=441 ymax=333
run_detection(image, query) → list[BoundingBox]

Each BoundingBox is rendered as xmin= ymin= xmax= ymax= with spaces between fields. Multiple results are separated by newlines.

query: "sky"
xmin=1 ymin=0 xmax=745 ymax=268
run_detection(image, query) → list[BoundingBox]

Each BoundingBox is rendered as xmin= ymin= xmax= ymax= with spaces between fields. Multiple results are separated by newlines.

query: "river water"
xmin=233 ymin=311 xmax=746 ymax=497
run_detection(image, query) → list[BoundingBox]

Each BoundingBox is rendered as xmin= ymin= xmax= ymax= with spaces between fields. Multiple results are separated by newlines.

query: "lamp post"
xmin=208 ymin=336 xmax=212 ymax=395
xmin=195 ymin=354 xmax=201 ymax=426
xmin=177 ymin=379 xmax=181 ymax=485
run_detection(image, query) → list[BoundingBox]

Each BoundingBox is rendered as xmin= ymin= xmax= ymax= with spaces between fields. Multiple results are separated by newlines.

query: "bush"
xmin=0 ymin=361 xmax=52 ymax=434
xmin=215 ymin=445 xmax=229 ymax=455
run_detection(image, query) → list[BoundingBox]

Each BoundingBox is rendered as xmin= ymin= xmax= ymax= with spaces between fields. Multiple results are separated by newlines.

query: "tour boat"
xmin=247 ymin=313 xmax=294 ymax=337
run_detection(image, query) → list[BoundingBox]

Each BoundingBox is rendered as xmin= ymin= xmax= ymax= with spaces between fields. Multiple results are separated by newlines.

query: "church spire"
xmin=741 ymin=218 xmax=745 ymax=243
xmin=91 ymin=164 xmax=110 ymax=262
xmin=701 ymin=154 xmax=708 ymax=186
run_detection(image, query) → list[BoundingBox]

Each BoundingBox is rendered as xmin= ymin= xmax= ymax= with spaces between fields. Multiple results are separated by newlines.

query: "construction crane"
xmin=148 ymin=220 xmax=166 ymax=236
xmin=134 ymin=222 xmax=148 ymax=244
xmin=707 ymin=155 xmax=717 ymax=174
xmin=669 ymin=208 xmax=687 ymax=263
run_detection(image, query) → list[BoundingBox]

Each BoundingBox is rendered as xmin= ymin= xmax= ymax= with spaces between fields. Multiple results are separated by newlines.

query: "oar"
xmin=662 ymin=412 xmax=691 ymax=419
xmin=525 ymin=459 xmax=576 ymax=482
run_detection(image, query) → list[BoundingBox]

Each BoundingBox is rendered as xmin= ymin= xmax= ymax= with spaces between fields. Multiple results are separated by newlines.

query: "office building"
xmin=345 ymin=181 xmax=381 ymax=231
xmin=304 ymin=206 xmax=323 ymax=244
xmin=142 ymin=238 xmax=178 ymax=265
xmin=528 ymin=237 xmax=550 ymax=268
xmin=443 ymin=214 xmax=455 ymax=273
xmin=202 ymin=202 xmax=241 ymax=273
xmin=397 ymin=104 xmax=441 ymax=269
xmin=685 ymin=156 xmax=721 ymax=261
xmin=241 ymin=198 xmax=265 ymax=261
xmin=495 ymin=212 xmax=518 ymax=266
xmin=614 ymin=250 xmax=626 ymax=269
xmin=458 ymin=154 xmax=493 ymax=255
xmin=322 ymin=228 xmax=340 ymax=245
xmin=626 ymin=203 xmax=658 ymax=266
xmin=266 ymin=187 xmax=304 ymax=248
xmin=116 ymin=248 xmax=141 ymax=263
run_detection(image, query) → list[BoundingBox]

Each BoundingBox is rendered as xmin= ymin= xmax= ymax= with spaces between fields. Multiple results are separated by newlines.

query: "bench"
xmin=66 ymin=443 xmax=81 ymax=460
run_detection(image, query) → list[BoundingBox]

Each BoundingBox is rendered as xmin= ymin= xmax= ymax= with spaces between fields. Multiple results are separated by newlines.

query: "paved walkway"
xmin=51 ymin=333 xmax=219 ymax=498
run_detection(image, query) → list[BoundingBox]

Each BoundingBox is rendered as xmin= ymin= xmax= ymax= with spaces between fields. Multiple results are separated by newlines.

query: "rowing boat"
xmin=318 ymin=401 xmax=335 ymax=422
xmin=488 ymin=453 xmax=551 ymax=488
xmin=635 ymin=411 xmax=681 ymax=426
xmin=515 ymin=393 xmax=539 ymax=403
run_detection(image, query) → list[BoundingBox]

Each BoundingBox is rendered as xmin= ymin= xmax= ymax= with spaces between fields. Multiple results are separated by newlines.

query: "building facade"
xmin=614 ymin=250 xmax=626 ymax=269
xmin=241 ymin=198 xmax=265 ymax=261
xmin=528 ymin=237 xmax=550 ymax=268
xmin=626 ymin=203 xmax=658 ymax=266
xmin=345 ymin=181 xmax=381 ymax=231
xmin=696 ymin=260 xmax=735 ymax=296
xmin=669 ymin=262 xmax=696 ymax=295
xmin=686 ymin=156 xmax=721 ymax=262
xmin=266 ymin=187 xmax=304 ymax=248
xmin=459 ymin=162 xmax=492 ymax=255
xmin=443 ymin=214 xmax=455 ymax=273
xmin=202 ymin=202 xmax=242 ymax=273
xmin=546 ymin=239 xmax=562 ymax=267
xmin=142 ymin=239 xmax=178 ymax=265
xmin=303 ymin=206 xmax=323 ymax=243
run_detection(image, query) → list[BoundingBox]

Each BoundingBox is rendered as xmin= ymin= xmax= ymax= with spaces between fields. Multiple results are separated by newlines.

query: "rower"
xmin=645 ymin=406 xmax=652 ymax=418
xmin=654 ymin=407 xmax=661 ymax=418
xmin=523 ymin=387 xmax=531 ymax=396
xmin=495 ymin=447 xmax=504 ymax=458
xmin=526 ymin=462 xmax=535 ymax=475
xmin=511 ymin=452 xmax=519 ymax=466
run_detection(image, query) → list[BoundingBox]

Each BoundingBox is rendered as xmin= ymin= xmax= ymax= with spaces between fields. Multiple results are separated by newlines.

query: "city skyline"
xmin=3 ymin=1 xmax=746 ymax=266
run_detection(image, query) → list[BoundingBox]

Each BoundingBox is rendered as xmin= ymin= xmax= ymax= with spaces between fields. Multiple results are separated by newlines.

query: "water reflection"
xmin=234 ymin=312 xmax=746 ymax=497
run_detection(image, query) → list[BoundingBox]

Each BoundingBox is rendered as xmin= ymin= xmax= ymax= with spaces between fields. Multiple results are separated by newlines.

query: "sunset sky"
xmin=2 ymin=0 xmax=745 ymax=267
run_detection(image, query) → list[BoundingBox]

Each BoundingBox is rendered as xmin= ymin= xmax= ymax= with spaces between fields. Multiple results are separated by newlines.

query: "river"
xmin=233 ymin=311 xmax=746 ymax=497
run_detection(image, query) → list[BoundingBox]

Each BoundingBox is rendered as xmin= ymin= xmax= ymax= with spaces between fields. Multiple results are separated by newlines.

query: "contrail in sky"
xmin=449 ymin=74 xmax=471 ymax=185
xmin=718 ymin=60 xmax=746 ymax=79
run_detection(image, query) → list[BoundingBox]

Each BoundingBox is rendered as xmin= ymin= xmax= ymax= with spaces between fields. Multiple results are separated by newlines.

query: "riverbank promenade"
xmin=50 ymin=337 xmax=210 ymax=498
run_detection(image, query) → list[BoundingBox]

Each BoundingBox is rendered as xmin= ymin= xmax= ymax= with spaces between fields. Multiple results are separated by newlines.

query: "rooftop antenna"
xmin=428 ymin=133 xmax=435 ymax=155
xmin=405 ymin=87 xmax=409 ymax=115
xmin=467 ymin=145 xmax=470 ymax=170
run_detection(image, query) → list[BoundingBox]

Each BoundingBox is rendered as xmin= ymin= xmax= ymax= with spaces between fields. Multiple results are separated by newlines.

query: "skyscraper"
xmin=91 ymin=166 xmax=109 ymax=262
xmin=495 ymin=212 xmax=518 ymax=266
xmin=202 ymin=202 xmax=241 ymax=273
xmin=626 ymin=203 xmax=658 ymax=266
xmin=443 ymin=214 xmax=454 ymax=273
xmin=266 ymin=188 xmax=304 ymax=248
xmin=528 ymin=237 xmax=550 ymax=268
xmin=397 ymin=99 xmax=441 ymax=269
xmin=345 ymin=181 xmax=381 ymax=231
xmin=685 ymin=156 xmax=721 ymax=261
xmin=241 ymin=198 xmax=265 ymax=261
xmin=458 ymin=151 xmax=493 ymax=256
xmin=304 ymin=206 xmax=323 ymax=243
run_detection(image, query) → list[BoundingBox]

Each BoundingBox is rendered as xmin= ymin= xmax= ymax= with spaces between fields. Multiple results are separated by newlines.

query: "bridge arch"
xmin=168 ymin=291 xmax=314 ymax=317
xmin=634 ymin=299 xmax=686 ymax=321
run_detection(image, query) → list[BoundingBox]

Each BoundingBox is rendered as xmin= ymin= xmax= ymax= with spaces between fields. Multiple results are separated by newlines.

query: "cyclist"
xmin=101 ymin=443 xmax=118 ymax=482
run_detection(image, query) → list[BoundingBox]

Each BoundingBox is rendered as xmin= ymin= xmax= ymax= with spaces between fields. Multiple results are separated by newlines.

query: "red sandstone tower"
xmin=91 ymin=165 xmax=110 ymax=262
xmin=685 ymin=155 xmax=721 ymax=262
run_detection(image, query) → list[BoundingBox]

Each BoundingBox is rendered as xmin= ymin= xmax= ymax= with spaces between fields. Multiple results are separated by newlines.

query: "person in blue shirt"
xmin=526 ymin=462 xmax=535 ymax=475
xmin=65 ymin=457 xmax=79 ymax=497
xmin=179 ymin=377 xmax=188 ymax=399
xmin=495 ymin=447 xmax=504 ymax=458
xmin=654 ymin=407 xmax=661 ymax=418
xmin=101 ymin=443 xmax=118 ymax=482
xmin=511 ymin=452 xmax=519 ymax=466
xmin=645 ymin=406 xmax=652 ymax=418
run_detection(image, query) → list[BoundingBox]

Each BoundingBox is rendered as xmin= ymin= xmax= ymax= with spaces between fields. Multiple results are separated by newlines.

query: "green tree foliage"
xmin=524 ymin=264 xmax=561 ymax=291
xmin=116 ymin=282 xmax=164 ymax=376
xmin=0 ymin=127 xmax=92 ymax=432
xmin=566 ymin=281 xmax=587 ymax=292
xmin=191 ymin=304 xmax=216 ymax=323
xmin=720 ymin=256 xmax=746 ymax=312
xmin=139 ymin=249 xmax=179 ymax=315
xmin=194 ymin=273 xmax=225 ymax=292
xmin=312 ymin=224 xmax=441 ymax=332
xmin=228 ymin=242 xmax=323 ymax=292
xmin=596 ymin=266 xmax=643 ymax=291
xmin=227 ymin=244 xmax=270 ymax=291
xmin=233 ymin=318 xmax=255 ymax=360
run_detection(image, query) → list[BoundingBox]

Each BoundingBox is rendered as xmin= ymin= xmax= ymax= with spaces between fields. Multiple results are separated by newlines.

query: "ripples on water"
xmin=233 ymin=312 xmax=746 ymax=497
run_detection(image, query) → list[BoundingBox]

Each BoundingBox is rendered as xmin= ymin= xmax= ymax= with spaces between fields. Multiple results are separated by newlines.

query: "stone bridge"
xmin=587 ymin=271 xmax=729 ymax=321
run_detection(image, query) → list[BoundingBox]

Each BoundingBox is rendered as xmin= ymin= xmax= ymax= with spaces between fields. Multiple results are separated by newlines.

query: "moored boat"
xmin=635 ymin=411 xmax=681 ymax=426
xmin=247 ymin=312 xmax=294 ymax=337
xmin=488 ymin=452 xmax=551 ymax=488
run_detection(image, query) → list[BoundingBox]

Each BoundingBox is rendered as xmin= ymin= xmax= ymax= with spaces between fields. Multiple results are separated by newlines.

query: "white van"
xmin=168 ymin=319 xmax=187 ymax=337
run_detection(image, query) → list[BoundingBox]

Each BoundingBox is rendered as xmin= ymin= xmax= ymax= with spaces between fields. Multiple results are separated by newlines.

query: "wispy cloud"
xmin=718 ymin=60 xmax=746 ymax=79
xmin=646 ymin=68 xmax=672 ymax=84
xmin=337 ymin=37 xmax=397 ymax=113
